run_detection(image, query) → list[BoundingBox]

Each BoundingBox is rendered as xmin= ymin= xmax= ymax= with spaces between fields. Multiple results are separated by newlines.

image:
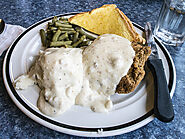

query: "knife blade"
xmin=145 ymin=22 xmax=174 ymax=122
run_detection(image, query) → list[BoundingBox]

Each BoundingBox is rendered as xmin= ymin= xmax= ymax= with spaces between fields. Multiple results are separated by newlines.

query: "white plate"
xmin=3 ymin=13 xmax=176 ymax=137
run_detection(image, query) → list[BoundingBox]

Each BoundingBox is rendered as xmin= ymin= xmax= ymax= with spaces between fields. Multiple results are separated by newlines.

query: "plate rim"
xmin=2 ymin=12 xmax=176 ymax=137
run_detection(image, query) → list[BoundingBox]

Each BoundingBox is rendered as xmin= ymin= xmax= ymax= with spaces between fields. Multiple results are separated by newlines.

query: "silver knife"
xmin=145 ymin=22 xmax=174 ymax=122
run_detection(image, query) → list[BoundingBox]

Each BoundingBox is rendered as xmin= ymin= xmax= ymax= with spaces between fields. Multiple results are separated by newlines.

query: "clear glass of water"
xmin=154 ymin=0 xmax=185 ymax=46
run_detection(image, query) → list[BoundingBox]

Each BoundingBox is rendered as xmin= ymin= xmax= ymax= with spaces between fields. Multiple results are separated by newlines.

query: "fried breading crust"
xmin=116 ymin=42 xmax=151 ymax=94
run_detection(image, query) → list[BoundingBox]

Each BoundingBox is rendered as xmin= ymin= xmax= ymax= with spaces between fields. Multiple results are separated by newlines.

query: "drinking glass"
xmin=154 ymin=0 xmax=185 ymax=46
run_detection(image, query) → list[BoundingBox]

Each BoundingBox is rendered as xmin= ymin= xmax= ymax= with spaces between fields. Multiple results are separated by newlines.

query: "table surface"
xmin=0 ymin=0 xmax=185 ymax=138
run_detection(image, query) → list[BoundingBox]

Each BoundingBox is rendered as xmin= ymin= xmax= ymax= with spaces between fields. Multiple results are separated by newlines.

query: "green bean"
xmin=73 ymin=32 xmax=79 ymax=43
xmin=46 ymin=30 xmax=52 ymax=36
xmin=59 ymin=17 xmax=68 ymax=21
xmin=46 ymin=28 xmax=51 ymax=32
xmin=50 ymin=41 xmax=72 ymax=47
xmin=80 ymin=40 xmax=90 ymax=46
xmin=59 ymin=27 xmax=74 ymax=31
xmin=60 ymin=20 xmax=69 ymax=24
xmin=40 ymin=29 xmax=47 ymax=47
xmin=48 ymin=22 xmax=54 ymax=26
xmin=52 ymin=16 xmax=58 ymax=23
xmin=55 ymin=22 xmax=72 ymax=28
xmin=72 ymin=35 xmax=86 ymax=47
xmin=61 ymin=30 xmax=76 ymax=34
xmin=76 ymin=28 xmax=97 ymax=40
xmin=52 ymin=29 xmax=62 ymax=42
xmin=50 ymin=27 xmax=58 ymax=30
xmin=46 ymin=40 xmax=51 ymax=47
xmin=65 ymin=45 xmax=73 ymax=48
xmin=41 ymin=16 xmax=93 ymax=48
xmin=58 ymin=33 xmax=68 ymax=41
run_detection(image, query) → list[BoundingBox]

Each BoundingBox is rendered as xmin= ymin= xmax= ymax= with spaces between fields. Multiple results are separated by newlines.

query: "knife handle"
xmin=147 ymin=59 xmax=174 ymax=122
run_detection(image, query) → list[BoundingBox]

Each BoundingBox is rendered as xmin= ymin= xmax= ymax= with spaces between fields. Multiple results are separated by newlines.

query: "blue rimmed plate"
xmin=3 ymin=13 xmax=176 ymax=137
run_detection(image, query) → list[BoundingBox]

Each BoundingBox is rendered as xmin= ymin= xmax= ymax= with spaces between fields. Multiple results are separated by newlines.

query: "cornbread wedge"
xmin=69 ymin=4 xmax=145 ymax=44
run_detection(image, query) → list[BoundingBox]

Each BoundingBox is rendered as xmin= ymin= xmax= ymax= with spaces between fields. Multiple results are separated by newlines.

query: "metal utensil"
xmin=145 ymin=22 xmax=174 ymax=122
xmin=0 ymin=19 xmax=5 ymax=34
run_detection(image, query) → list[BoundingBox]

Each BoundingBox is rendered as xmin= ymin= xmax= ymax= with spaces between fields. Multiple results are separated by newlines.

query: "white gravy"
xmin=31 ymin=48 xmax=83 ymax=116
xmin=76 ymin=34 xmax=135 ymax=112
xmin=15 ymin=34 xmax=135 ymax=116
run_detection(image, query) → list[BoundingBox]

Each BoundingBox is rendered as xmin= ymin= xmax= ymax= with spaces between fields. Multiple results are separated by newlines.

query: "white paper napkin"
xmin=0 ymin=24 xmax=26 ymax=55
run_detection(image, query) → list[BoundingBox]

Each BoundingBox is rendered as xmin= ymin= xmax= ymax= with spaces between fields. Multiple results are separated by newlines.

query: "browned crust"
xmin=116 ymin=8 xmax=146 ymax=44
xmin=116 ymin=42 xmax=151 ymax=94
xmin=68 ymin=12 xmax=87 ymax=22
xmin=68 ymin=4 xmax=117 ymax=22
